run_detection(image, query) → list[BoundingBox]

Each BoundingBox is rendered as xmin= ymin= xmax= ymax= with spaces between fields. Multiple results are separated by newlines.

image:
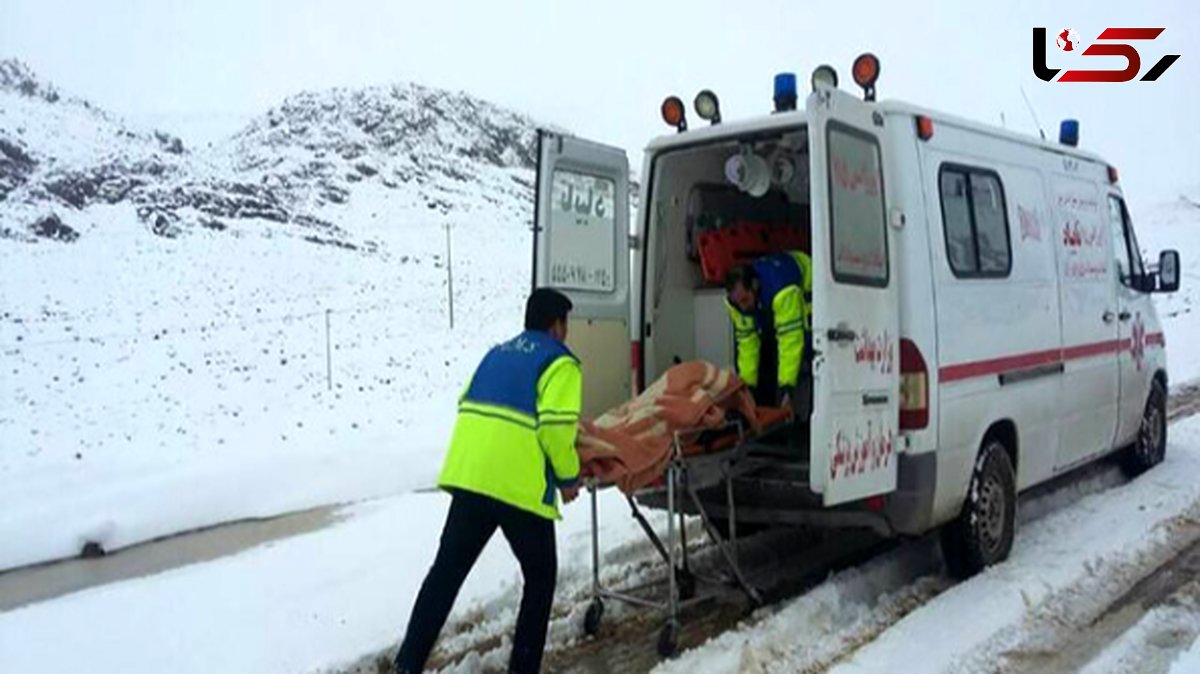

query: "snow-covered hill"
xmin=0 ymin=57 xmax=538 ymax=249
xmin=0 ymin=60 xmax=541 ymax=570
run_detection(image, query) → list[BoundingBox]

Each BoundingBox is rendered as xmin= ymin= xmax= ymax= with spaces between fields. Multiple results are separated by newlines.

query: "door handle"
xmin=862 ymin=393 xmax=889 ymax=406
xmin=1118 ymin=311 xmax=1132 ymax=321
xmin=1102 ymin=310 xmax=1116 ymax=324
xmin=827 ymin=327 xmax=857 ymax=343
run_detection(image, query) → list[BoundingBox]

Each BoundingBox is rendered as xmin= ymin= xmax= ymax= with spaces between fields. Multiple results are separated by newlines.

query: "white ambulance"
xmin=532 ymin=55 xmax=1181 ymax=576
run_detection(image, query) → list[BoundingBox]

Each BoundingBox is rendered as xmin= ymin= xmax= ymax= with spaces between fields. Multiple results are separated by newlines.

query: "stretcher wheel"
xmin=675 ymin=568 xmax=696 ymax=601
xmin=657 ymin=622 xmax=679 ymax=658
xmin=583 ymin=598 xmax=604 ymax=636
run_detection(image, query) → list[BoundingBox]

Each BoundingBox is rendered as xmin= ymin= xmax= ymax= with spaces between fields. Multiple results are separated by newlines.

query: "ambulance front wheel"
xmin=940 ymin=437 xmax=1016 ymax=580
xmin=1121 ymin=377 xmax=1167 ymax=478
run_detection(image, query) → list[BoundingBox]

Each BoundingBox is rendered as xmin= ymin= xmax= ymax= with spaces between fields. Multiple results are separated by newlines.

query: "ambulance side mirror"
xmin=1156 ymin=250 xmax=1180 ymax=293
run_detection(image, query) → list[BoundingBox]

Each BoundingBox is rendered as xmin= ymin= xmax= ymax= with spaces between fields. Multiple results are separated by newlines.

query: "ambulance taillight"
xmin=899 ymin=338 xmax=929 ymax=430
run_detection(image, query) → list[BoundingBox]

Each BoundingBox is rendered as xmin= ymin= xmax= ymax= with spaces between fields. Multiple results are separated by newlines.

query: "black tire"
xmin=1121 ymin=379 xmax=1168 ymax=478
xmin=583 ymin=598 xmax=604 ymax=637
xmin=656 ymin=622 xmax=679 ymax=659
xmin=941 ymin=438 xmax=1017 ymax=580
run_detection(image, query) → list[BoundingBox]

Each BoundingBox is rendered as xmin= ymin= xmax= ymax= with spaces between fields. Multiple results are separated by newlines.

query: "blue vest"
xmin=752 ymin=253 xmax=803 ymax=310
xmin=464 ymin=330 xmax=576 ymax=417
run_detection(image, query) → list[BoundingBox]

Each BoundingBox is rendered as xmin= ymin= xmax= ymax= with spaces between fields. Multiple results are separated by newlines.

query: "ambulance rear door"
xmin=533 ymin=130 xmax=631 ymax=418
xmin=805 ymin=87 xmax=901 ymax=506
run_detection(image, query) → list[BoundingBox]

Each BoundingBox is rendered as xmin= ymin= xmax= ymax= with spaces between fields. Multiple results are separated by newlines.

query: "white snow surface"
xmin=655 ymin=416 xmax=1200 ymax=674
xmin=1172 ymin=635 xmax=1200 ymax=674
xmin=2 ymin=420 xmax=1200 ymax=674
xmin=0 ymin=485 xmax=662 ymax=674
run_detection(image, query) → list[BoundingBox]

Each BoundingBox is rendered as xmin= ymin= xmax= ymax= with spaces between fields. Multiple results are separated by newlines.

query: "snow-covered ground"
xmin=0 ymin=483 xmax=668 ymax=673
xmin=656 ymin=416 xmax=1200 ymax=674
xmin=2 ymin=61 xmax=538 ymax=571
xmin=1 ymin=195 xmax=530 ymax=570
xmin=2 ymin=418 xmax=1199 ymax=673
xmin=1172 ymin=636 xmax=1200 ymax=674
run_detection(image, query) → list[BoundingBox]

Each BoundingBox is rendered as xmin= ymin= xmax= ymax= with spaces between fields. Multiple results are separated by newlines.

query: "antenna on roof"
xmin=1019 ymin=86 xmax=1046 ymax=141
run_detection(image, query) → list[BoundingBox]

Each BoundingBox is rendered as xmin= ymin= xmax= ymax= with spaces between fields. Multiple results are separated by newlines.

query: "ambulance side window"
xmin=938 ymin=164 xmax=1011 ymax=279
xmin=1107 ymin=195 xmax=1146 ymax=287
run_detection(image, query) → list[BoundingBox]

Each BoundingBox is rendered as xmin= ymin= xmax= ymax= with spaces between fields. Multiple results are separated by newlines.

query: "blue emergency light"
xmin=1060 ymin=119 xmax=1079 ymax=147
xmin=774 ymin=73 xmax=798 ymax=112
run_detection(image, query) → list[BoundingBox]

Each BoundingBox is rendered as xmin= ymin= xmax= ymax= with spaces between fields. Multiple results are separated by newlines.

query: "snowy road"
xmin=0 ymin=504 xmax=341 ymax=612
xmin=2 ymin=386 xmax=1198 ymax=674
xmin=644 ymin=387 xmax=1200 ymax=674
xmin=351 ymin=386 xmax=1200 ymax=673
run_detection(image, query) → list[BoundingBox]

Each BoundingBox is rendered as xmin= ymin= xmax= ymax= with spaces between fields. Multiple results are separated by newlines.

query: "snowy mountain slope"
xmin=0 ymin=60 xmax=543 ymax=570
xmin=0 ymin=57 xmax=539 ymax=250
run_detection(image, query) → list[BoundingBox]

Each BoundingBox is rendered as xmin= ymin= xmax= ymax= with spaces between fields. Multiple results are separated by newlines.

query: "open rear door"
xmin=533 ymin=130 xmax=631 ymax=418
xmin=805 ymin=87 xmax=900 ymax=506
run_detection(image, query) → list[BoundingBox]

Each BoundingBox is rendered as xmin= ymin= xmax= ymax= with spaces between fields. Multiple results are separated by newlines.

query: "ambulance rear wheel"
xmin=1121 ymin=378 xmax=1167 ymax=478
xmin=941 ymin=438 xmax=1016 ymax=580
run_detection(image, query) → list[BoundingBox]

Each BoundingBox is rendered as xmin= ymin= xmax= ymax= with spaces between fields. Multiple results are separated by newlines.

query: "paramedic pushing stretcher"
xmin=725 ymin=251 xmax=813 ymax=415
xmin=394 ymin=288 xmax=582 ymax=674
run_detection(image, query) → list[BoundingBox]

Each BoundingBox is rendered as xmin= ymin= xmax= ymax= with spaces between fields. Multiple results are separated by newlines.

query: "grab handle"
xmin=827 ymin=327 xmax=857 ymax=343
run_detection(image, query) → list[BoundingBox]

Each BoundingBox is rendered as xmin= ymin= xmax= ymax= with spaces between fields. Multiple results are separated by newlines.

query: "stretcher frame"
xmin=582 ymin=418 xmax=782 ymax=657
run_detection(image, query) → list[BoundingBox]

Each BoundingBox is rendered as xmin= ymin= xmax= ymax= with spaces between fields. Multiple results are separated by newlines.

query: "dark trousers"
xmin=395 ymin=489 xmax=557 ymax=674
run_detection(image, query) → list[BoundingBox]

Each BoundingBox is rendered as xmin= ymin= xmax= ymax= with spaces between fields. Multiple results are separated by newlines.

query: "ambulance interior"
xmin=643 ymin=128 xmax=812 ymax=440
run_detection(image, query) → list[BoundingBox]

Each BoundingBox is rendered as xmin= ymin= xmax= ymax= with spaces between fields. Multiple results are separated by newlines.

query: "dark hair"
xmin=724 ymin=263 xmax=758 ymax=293
xmin=525 ymin=287 xmax=573 ymax=331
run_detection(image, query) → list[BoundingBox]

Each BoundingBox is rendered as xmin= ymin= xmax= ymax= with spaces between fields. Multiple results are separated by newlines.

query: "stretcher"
xmin=580 ymin=406 xmax=794 ymax=658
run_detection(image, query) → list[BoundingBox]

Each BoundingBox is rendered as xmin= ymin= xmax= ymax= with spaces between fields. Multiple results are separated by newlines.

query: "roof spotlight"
xmin=694 ymin=89 xmax=721 ymax=125
xmin=661 ymin=96 xmax=687 ymax=132
xmin=811 ymin=64 xmax=839 ymax=91
xmin=852 ymin=53 xmax=881 ymax=101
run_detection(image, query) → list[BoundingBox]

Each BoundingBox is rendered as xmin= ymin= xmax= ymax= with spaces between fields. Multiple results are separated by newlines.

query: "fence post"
xmin=325 ymin=308 xmax=333 ymax=391
xmin=445 ymin=223 xmax=455 ymax=330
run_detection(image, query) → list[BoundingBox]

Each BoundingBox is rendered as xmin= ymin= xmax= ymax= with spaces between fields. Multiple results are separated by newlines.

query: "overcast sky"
xmin=1 ymin=0 xmax=1196 ymax=205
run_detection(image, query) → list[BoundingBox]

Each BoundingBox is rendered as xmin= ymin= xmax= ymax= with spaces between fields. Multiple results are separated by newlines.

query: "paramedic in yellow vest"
xmin=725 ymin=251 xmax=813 ymax=411
xmin=394 ymin=288 xmax=582 ymax=674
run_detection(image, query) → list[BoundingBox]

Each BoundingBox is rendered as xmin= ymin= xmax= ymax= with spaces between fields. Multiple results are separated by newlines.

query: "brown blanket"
xmin=576 ymin=361 xmax=762 ymax=494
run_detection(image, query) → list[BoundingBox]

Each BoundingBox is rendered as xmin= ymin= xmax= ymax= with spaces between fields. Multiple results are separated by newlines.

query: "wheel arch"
xmin=982 ymin=418 xmax=1018 ymax=475
xmin=1153 ymin=369 xmax=1168 ymax=394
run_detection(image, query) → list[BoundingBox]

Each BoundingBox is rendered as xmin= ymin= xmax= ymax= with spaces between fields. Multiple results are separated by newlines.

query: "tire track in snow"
xmin=1000 ymin=538 xmax=1200 ymax=674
